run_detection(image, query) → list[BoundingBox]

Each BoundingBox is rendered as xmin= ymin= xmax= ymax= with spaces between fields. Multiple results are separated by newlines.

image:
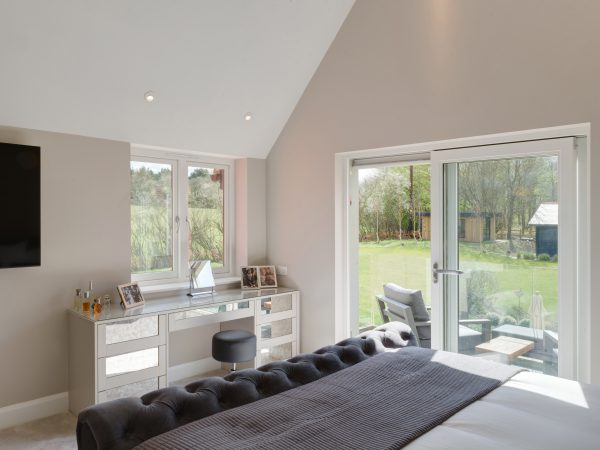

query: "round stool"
xmin=212 ymin=330 xmax=257 ymax=371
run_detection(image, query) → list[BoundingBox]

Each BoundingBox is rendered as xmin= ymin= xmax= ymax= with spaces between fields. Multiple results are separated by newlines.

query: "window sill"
xmin=139 ymin=276 xmax=241 ymax=294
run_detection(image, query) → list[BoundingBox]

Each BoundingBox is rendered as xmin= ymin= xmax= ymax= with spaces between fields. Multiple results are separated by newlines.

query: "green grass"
xmin=131 ymin=205 xmax=224 ymax=273
xmin=359 ymin=239 xmax=558 ymax=330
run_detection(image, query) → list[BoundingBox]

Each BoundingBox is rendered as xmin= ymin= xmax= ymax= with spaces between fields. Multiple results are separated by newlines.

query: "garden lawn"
xmin=131 ymin=205 xmax=224 ymax=273
xmin=359 ymin=240 xmax=558 ymax=330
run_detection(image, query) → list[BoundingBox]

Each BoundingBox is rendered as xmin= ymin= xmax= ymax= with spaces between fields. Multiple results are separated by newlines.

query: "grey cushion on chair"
xmin=383 ymin=283 xmax=430 ymax=322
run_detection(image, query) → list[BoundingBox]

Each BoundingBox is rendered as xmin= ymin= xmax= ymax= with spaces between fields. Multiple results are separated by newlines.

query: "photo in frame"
xmin=117 ymin=282 xmax=145 ymax=309
xmin=241 ymin=265 xmax=278 ymax=289
xmin=258 ymin=265 xmax=278 ymax=288
xmin=241 ymin=266 xmax=259 ymax=289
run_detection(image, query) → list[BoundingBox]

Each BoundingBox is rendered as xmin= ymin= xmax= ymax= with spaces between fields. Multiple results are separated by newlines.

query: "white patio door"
xmin=430 ymin=138 xmax=577 ymax=379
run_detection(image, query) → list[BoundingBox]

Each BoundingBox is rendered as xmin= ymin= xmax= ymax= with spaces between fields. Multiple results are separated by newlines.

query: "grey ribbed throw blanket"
xmin=135 ymin=347 xmax=520 ymax=450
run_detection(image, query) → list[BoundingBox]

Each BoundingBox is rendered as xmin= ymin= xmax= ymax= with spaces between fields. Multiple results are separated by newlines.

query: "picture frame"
xmin=241 ymin=266 xmax=259 ymax=289
xmin=117 ymin=282 xmax=145 ymax=309
xmin=258 ymin=265 xmax=278 ymax=288
xmin=241 ymin=265 xmax=278 ymax=289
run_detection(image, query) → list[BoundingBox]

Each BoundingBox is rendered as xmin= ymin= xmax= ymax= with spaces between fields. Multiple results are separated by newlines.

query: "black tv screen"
xmin=0 ymin=143 xmax=41 ymax=268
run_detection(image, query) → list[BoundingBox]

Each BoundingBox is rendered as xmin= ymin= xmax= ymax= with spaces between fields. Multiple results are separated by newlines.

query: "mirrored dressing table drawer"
xmin=98 ymin=315 xmax=166 ymax=357
xmin=169 ymin=300 xmax=254 ymax=331
xmin=256 ymin=293 xmax=296 ymax=324
xmin=98 ymin=376 xmax=166 ymax=403
xmin=257 ymin=317 xmax=296 ymax=342
xmin=98 ymin=346 xmax=166 ymax=391
xmin=258 ymin=341 xmax=295 ymax=366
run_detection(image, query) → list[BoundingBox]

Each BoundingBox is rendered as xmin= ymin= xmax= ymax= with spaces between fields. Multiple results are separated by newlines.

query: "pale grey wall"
xmin=266 ymin=0 xmax=600 ymax=382
xmin=0 ymin=126 xmax=130 ymax=407
xmin=246 ymin=159 xmax=267 ymax=266
xmin=235 ymin=158 xmax=267 ymax=268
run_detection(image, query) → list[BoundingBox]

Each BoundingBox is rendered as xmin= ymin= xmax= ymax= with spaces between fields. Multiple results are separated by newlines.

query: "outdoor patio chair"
xmin=376 ymin=283 xmax=491 ymax=352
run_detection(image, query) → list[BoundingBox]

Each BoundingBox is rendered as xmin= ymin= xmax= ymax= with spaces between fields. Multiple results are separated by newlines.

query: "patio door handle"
xmin=432 ymin=262 xmax=463 ymax=284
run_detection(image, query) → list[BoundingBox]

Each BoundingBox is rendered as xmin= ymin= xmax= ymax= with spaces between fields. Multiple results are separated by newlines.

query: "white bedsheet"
xmin=406 ymin=371 xmax=600 ymax=449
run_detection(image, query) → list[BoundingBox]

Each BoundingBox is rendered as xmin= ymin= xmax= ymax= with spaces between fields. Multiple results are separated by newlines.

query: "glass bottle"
xmin=74 ymin=288 xmax=82 ymax=311
xmin=93 ymin=298 xmax=103 ymax=315
xmin=82 ymin=292 xmax=91 ymax=313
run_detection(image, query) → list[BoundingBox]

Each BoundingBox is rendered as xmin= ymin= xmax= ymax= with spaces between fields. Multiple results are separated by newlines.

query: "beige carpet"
xmin=0 ymin=371 xmax=231 ymax=450
xmin=0 ymin=413 xmax=77 ymax=450
xmin=0 ymin=371 xmax=228 ymax=450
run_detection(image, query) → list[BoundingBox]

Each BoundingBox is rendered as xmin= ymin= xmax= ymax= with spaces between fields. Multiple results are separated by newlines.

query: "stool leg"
xmin=231 ymin=362 xmax=237 ymax=372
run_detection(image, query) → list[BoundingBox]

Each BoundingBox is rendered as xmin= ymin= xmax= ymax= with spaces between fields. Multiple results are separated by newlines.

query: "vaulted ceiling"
xmin=0 ymin=1 xmax=354 ymax=158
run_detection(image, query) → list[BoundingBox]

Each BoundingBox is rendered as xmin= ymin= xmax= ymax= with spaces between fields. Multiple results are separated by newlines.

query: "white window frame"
xmin=181 ymin=160 xmax=232 ymax=276
xmin=334 ymin=123 xmax=591 ymax=383
xmin=130 ymin=155 xmax=179 ymax=283
xmin=430 ymin=137 xmax=577 ymax=379
xmin=131 ymin=147 xmax=235 ymax=285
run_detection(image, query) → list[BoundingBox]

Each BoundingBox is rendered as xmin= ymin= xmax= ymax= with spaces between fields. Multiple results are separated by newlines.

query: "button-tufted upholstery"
xmin=76 ymin=322 xmax=415 ymax=450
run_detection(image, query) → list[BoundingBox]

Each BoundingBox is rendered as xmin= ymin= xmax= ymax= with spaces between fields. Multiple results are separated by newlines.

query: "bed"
xmin=77 ymin=322 xmax=600 ymax=449
xmin=405 ymin=370 xmax=599 ymax=449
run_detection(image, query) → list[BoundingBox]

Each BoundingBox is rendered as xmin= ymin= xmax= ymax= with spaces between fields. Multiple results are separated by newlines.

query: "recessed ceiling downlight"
xmin=144 ymin=91 xmax=155 ymax=102
xmin=244 ymin=112 xmax=253 ymax=121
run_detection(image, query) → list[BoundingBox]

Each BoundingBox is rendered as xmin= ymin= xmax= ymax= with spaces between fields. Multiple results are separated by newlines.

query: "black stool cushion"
xmin=212 ymin=330 xmax=257 ymax=363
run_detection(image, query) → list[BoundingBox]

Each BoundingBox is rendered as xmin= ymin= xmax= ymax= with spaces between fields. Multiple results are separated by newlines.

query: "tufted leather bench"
xmin=76 ymin=321 xmax=415 ymax=450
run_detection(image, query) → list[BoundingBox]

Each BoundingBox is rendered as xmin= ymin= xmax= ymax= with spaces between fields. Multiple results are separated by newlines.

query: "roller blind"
xmin=351 ymin=151 xmax=430 ymax=168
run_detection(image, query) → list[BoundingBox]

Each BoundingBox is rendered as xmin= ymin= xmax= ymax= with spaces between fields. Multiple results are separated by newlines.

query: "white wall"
xmin=0 ymin=126 xmax=131 ymax=407
xmin=266 ymin=0 xmax=600 ymax=383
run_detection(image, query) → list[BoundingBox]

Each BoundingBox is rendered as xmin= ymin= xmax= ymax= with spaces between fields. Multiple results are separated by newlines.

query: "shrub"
xmin=522 ymin=253 xmax=536 ymax=260
xmin=467 ymin=271 xmax=498 ymax=318
xmin=517 ymin=253 xmax=522 ymax=259
xmin=518 ymin=318 xmax=531 ymax=327
xmin=550 ymin=254 xmax=558 ymax=262
xmin=486 ymin=312 xmax=501 ymax=327
xmin=537 ymin=253 xmax=551 ymax=261
xmin=502 ymin=315 xmax=517 ymax=326
xmin=505 ymin=304 xmax=526 ymax=322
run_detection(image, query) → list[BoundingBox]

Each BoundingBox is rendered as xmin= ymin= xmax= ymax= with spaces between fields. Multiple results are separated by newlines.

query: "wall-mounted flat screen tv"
xmin=0 ymin=143 xmax=41 ymax=268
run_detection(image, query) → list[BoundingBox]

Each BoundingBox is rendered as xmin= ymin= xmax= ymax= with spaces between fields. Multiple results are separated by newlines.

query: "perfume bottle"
xmin=93 ymin=298 xmax=103 ymax=314
xmin=102 ymin=294 xmax=112 ymax=312
xmin=82 ymin=292 xmax=91 ymax=313
xmin=82 ymin=280 xmax=93 ymax=314
xmin=74 ymin=288 xmax=82 ymax=311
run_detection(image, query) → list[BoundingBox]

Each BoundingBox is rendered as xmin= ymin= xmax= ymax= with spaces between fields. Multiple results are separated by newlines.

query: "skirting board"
xmin=0 ymin=392 xmax=68 ymax=430
xmin=0 ymin=359 xmax=222 ymax=430
xmin=168 ymin=357 xmax=222 ymax=383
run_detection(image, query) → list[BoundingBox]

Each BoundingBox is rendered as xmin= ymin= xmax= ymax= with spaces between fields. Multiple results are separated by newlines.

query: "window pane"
xmin=357 ymin=165 xmax=432 ymax=332
xmin=453 ymin=155 xmax=559 ymax=377
xmin=188 ymin=166 xmax=225 ymax=267
xmin=130 ymin=161 xmax=174 ymax=274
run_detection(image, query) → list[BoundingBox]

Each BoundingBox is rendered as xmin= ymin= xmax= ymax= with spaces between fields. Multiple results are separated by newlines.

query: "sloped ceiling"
xmin=0 ymin=0 xmax=354 ymax=158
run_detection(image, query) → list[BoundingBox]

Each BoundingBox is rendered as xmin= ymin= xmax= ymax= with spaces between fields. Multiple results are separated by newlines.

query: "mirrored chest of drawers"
xmin=68 ymin=287 xmax=299 ymax=414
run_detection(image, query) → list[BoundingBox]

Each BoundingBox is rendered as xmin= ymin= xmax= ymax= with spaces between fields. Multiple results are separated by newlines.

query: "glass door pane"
xmin=357 ymin=164 xmax=431 ymax=332
xmin=444 ymin=155 xmax=560 ymax=376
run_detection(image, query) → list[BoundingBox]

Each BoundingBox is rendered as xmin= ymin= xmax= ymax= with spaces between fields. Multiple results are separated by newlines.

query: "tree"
xmin=502 ymin=157 xmax=549 ymax=251
xmin=459 ymin=161 xmax=504 ymax=250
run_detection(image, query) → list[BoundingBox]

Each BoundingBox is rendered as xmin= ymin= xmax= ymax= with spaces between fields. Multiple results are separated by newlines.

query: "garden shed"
xmin=419 ymin=212 xmax=496 ymax=243
xmin=528 ymin=202 xmax=558 ymax=257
